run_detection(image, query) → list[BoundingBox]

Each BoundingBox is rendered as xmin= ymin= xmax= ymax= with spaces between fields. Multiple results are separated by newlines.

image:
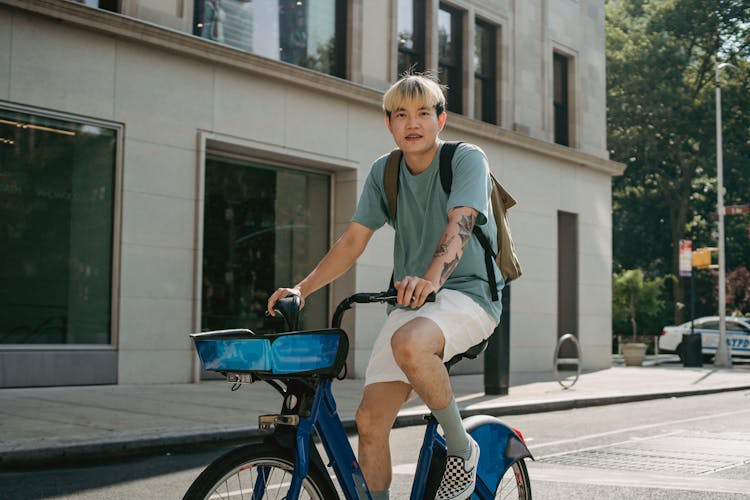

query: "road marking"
xmin=528 ymin=407 xmax=750 ymax=450
xmin=527 ymin=463 xmax=750 ymax=495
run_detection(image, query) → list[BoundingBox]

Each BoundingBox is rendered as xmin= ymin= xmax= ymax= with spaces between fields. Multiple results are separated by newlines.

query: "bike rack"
xmin=554 ymin=333 xmax=581 ymax=389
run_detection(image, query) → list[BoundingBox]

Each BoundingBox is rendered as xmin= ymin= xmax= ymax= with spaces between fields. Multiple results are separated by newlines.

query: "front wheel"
xmin=495 ymin=459 xmax=532 ymax=500
xmin=183 ymin=443 xmax=338 ymax=500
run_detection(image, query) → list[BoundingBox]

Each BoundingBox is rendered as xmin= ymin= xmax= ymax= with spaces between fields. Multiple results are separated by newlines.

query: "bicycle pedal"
xmin=258 ymin=414 xmax=300 ymax=430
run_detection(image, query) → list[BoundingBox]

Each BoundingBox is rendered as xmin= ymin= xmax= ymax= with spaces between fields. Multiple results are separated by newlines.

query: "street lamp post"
xmin=714 ymin=61 xmax=737 ymax=369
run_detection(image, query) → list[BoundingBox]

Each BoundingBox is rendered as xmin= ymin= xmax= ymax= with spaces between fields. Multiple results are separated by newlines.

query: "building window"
xmin=0 ymin=107 xmax=118 ymax=345
xmin=397 ymin=0 xmax=426 ymax=76
xmin=438 ymin=4 xmax=463 ymax=113
xmin=194 ymin=0 xmax=346 ymax=78
xmin=202 ymin=156 xmax=330 ymax=335
xmin=553 ymin=52 xmax=570 ymax=146
xmin=74 ymin=0 xmax=119 ymax=12
xmin=474 ymin=20 xmax=497 ymax=124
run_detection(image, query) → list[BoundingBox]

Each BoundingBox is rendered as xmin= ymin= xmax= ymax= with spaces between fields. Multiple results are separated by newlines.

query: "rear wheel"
xmin=495 ymin=459 xmax=531 ymax=500
xmin=183 ymin=443 xmax=337 ymax=500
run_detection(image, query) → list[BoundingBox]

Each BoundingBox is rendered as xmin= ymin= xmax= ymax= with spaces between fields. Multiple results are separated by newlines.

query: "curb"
xmin=3 ymin=384 xmax=749 ymax=470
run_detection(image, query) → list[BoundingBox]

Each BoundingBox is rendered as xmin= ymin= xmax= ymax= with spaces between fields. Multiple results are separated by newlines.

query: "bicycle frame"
xmin=193 ymin=291 xmax=533 ymax=499
xmin=272 ymin=374 xmax=448 ymax=500
xmin=266 ymin=376 xmax=531 ymax=500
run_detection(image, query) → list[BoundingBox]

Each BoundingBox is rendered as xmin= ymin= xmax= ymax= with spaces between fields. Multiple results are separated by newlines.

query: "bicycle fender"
xmin=463 ymin=414 xmax=533 ymax=494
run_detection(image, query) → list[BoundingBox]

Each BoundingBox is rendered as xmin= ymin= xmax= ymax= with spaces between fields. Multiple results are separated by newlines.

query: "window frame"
xmin=474 ymin=18 xmax=497 ymax=124
xmin=396 ymin=0 xmax=427 ymax=76
xmin=437 ymin=3 xmax=464 ymax=114
xmin=553 ymin=51 xmax=571 ymax=146
xmin=0 ymin=101 xmax=123 ymax=350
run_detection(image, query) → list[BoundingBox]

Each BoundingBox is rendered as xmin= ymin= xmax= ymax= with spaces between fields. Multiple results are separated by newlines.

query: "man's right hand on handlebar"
xmin=266 ymin=287 xmax=305 ymax=317
xmin=394 ymin=276 xmax=438 ymax=309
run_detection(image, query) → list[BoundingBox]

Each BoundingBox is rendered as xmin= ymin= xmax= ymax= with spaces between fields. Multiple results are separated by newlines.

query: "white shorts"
xmin=364 ymin=289 xmax=498 ymax=387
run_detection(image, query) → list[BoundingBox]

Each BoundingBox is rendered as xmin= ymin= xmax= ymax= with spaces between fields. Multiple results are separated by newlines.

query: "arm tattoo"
xmin=433 ymin=235 xmax=456 ymax=258
xmin=456 ymin=214 xmax=475 ymax=246
xmin=440 ymin=255 xmax=460 ymax=285
xmin=435 ymin=213 xmax=476 ymax=285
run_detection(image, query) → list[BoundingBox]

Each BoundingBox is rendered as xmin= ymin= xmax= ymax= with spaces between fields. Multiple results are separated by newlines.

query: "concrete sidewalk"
xmin=1 ymin=358 xmax=749 ymax=469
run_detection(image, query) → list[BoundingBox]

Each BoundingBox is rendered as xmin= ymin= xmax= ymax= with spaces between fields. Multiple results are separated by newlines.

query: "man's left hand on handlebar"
xmin=266 ymin=287 xmax=305 ymax=317
xmin=393 ymin=276 xmax=437 ymax=308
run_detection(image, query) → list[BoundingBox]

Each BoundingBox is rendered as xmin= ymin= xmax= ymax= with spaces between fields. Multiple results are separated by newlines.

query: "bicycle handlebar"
xmin=331 ymin=289 xmax=436 ymax=329
xmin=272 ymin=289 xmax=436 ymax=332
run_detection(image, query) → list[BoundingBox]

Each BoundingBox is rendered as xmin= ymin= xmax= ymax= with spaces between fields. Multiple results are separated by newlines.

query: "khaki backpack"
xmin=383 ymin=141 xmax=522 ymax=300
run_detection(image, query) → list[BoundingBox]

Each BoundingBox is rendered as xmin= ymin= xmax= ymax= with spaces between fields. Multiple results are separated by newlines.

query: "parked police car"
xmin=659 ymin=316 xmax=750 ymax=360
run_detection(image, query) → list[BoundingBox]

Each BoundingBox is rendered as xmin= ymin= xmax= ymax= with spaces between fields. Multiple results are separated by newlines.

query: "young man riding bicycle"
xmin=267 ymin=73 xmax=503 ymax=500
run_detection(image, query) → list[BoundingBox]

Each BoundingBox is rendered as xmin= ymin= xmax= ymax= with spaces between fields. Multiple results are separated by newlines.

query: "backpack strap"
xmin=384 ymin=149 xmax=402 ymax=223
xmin=439 ymin=141 xmax=462 ymax=193
xmin=439 ymin=141 xmax=500 ymax=301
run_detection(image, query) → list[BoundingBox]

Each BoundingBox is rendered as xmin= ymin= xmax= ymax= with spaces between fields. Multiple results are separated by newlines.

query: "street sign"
xmin=725 ymin=205 xmax=750 ymax=215
xmin=679 ymin=239 xmax=692 ymax=277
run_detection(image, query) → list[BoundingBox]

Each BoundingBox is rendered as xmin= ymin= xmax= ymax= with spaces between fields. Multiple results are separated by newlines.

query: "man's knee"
xmin=355 ymin=402 xmax=389 ymax=441
xmin=391 ymin=329 xmax=420 ymax=368
xmin=390 ymin=319 xmax=444 ymax=370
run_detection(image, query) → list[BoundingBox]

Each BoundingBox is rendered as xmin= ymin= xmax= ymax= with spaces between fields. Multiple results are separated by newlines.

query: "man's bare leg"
xmin=355 ymin=381 xmax=412 ymax=492
xmin=390 ymin=317 xmax=451 ymax=408
xmin=391 ymin=317 xmax=471 ymax=455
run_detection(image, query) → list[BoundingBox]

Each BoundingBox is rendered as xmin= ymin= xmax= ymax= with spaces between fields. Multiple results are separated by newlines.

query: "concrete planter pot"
xmin=622 ymin=342 xmax=648 ymax=366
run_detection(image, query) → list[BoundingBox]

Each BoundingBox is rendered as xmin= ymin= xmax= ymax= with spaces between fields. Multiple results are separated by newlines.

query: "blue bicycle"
xmin=185 ymin=290 xmax=533 ymax=499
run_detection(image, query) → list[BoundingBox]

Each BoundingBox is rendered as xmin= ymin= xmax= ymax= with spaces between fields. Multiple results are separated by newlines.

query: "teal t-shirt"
xmin=352 ymin=142 xmax=503 ymax=323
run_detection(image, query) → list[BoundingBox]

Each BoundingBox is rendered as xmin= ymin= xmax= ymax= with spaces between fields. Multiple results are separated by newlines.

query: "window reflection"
xmin=202 ymin=156 xmax=330 ymax=335
xmin=397 ymin=0 xmax=425 ymax=76
xmin=474 ymin=21 xmax=497 ymax=124
xmin=195 ymin=0 xmax=345 ymax=77
xmin=0 ymin=108 xmax=117 ymax=345
xmin=438 ymin=4 xmax=462 ymax=113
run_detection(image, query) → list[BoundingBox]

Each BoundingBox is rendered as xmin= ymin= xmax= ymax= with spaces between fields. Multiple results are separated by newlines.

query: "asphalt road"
xmin=1 ymin=390 xmax=749 ymax=499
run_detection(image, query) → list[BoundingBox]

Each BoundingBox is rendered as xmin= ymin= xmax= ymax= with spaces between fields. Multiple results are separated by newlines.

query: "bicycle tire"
xmin=183 ymin=443 xmax=338 ymax=500
xmin=495 ymin=458 xmax=532 ymax=500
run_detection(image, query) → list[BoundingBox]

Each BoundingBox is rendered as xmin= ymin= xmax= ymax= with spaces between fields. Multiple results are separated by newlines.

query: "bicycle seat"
xmin=444 ymin=338 xmax=488 ymax=372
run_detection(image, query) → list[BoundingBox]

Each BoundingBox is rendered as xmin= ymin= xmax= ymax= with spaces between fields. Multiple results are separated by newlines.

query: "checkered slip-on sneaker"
xmin=435 ymin=436 xmax=480 ymax=500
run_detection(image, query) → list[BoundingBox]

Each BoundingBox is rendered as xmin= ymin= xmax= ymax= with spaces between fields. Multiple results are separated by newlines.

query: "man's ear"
xmin=385 ymin=115 xmax=391 ymax=129
xmin=437 ymin=111 xmax=447 ymax=130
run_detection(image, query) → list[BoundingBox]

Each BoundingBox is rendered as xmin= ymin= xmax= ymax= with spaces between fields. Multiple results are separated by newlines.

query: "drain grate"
xmin=539 ymin=431 xmax=750 ymax=475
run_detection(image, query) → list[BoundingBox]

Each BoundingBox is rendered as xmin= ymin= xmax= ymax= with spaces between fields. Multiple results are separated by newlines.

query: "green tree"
xmin=612 ymin=269 xmax=669 ymax=340
xmin=606 ymin=0 xmax=750 ymax=324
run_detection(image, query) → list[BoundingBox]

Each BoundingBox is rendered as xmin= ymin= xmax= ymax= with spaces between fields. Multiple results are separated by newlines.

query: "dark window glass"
xmin=397 ymin=0 xmax=426 ymax=76
xmin=0 ymin=108 xmax=117 ymax=345
xmin=553 ymin=52 xmax=570 ymax=146
xmin=474 ymin=20 xmax=497 ymax=124
xmin=725 ymin=320 xmax=750 ymax=333
xmin=194 ymin=0 xmax=346 ymax=78
xmin=202 ymin=156 xmax=330 ymax=334
xmin=438 ymin=4 xmax=463 ymax=113
xmin=74 ymin=0 xmax=119 ymax=12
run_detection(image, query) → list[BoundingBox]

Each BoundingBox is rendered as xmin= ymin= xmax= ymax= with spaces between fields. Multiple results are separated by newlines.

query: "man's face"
xmin=386 ymin=100 xmax=446 ymax=155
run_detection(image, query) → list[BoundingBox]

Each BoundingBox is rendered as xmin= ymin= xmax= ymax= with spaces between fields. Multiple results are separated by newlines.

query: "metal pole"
xmin=714 ymin=62 xmax=732 ymax=368
xmin=485 ymin=284 xmax=510 ymax=395
xmin=690 ymin=274 xmax=695 ymax=335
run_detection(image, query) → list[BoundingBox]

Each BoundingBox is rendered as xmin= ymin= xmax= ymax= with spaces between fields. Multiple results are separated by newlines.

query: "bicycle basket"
xmin=190 ymin=328 xmax=349 ymax=377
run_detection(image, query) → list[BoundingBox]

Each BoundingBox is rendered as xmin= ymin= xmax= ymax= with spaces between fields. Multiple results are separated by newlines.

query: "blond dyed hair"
xmin=382 ymin=73 xmax=447 ymax=118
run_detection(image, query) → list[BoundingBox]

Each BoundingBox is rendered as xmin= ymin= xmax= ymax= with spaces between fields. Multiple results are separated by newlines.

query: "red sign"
xmin=679 ymin=240 xmax=692 ymax=277
xmin=725 ymin=205 xmax=750 ymax=215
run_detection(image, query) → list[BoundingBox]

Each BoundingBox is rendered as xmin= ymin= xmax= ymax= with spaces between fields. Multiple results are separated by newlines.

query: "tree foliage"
xmin=612 ymin=269 xmax=669 ymax=339
xmin=606 ymin=0 xmax=750 ymax=324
